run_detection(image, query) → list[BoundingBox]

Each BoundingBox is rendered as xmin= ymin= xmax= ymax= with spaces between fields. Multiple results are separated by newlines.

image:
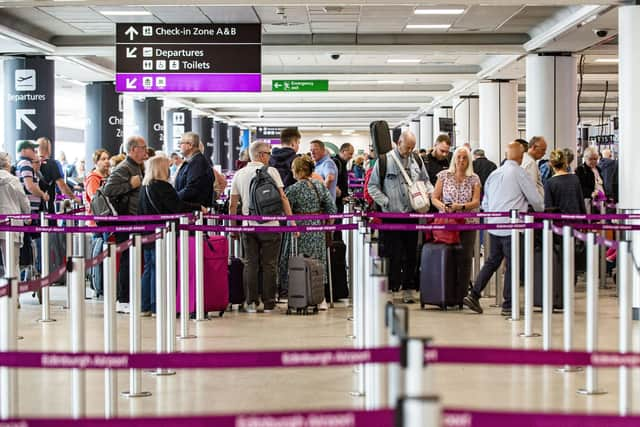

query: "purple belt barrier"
xmin=551 ymin=224 xmax=619 ymax=248
xmin=370 ymin=222 xmax=543 ymax=232
xmin=203 ymin=213 xmax=354 ymax=221
xmin=443 ymin=408 xmax=640 ymax=427
xmin=48 ymin=213 xmax=192 ymax=222
xmin=181 ymin=224 xmax=358 ymax=233
xmin=368 ymin=211 xmax=510 ymax=219
xmin=0 ymin=224 xmax=162 ymax=234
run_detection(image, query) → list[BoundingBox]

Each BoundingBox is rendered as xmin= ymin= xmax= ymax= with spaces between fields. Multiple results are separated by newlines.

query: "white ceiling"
xmin=0 ymin=2 xmax=623 ymax=131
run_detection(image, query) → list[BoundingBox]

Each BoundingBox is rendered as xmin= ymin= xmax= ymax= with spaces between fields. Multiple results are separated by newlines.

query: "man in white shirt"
xmin=521 ymin=136 xmax=547 ymax=197
xmin=229 ymin=141 xmax=295 ymax=313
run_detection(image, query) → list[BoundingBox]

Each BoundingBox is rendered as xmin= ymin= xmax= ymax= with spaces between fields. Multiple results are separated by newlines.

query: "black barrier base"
xmin=634 ymin=307 xmax=640 ymax=321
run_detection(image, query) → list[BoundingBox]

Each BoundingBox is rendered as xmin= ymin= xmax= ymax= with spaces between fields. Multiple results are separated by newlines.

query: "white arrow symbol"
xmin=124 ymin=26 xmax=139 ymax=41
xmin=16 ymin=109 xmax=37 ymax=131
xmin=274 ymin=82 xmax=282 ymax=88
xmin=126 ymin=78 xmax=137 ymax=89
xmin=126 ymin=47 xmax=137 ymax=58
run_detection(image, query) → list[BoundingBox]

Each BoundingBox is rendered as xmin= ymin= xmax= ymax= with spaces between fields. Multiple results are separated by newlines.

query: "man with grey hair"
xmin=521 ymin=136 xmax=547 ymax=197
xmin=472 ymin=148 xmax=497 ymax=188
xmin=229 ymin=141 xmax=295 ymax=313
xmin=102 ymin=135 xmax=147 ymax=313
xmin=598 ymin=148 xmax=618 ymax=202
xmin=174 ymin=131 xmax=214 ymax=207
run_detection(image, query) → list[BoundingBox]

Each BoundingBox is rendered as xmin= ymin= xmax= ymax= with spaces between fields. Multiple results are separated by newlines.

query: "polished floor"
xmin=11 ymin=275 xmax=638 ymax=418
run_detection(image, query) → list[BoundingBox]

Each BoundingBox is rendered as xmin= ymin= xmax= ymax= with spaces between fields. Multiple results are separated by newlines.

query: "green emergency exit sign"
xmin=272 ymin=80 xmax=329 ymax=92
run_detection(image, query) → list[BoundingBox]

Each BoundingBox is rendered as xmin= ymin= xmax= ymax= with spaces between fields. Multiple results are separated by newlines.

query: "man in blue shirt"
xmin=310 ymin=140 xmax=338 ymax=200
xmin=463 ymin=141 xmax=544 ymax=316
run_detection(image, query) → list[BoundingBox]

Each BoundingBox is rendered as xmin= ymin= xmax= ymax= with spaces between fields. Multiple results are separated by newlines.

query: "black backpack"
xmin=248 ymin=166 xmax=283 ymax=220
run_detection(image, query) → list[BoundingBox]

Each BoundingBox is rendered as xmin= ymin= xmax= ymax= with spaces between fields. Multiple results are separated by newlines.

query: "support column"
xmin=479 ymin=80 xmax=518 ymax=166
xmin=525 ymin=53 xmax=577 ymax=168
xmin=228 ymin=125 xmax=240 ymax=169
xmin=132 ymin=98 xmax=164 ymax=151
xmin=618 ymin=3 xmax=640 ymax=320
xmin=192 ymin=116 xmax=214 ymax=164
xmin=419 ymin=114 xmax=433 ymax=151
xmin=409 ymin=119 xmax=420 ymax=145
xmin=165 ymin=108 xmax=192 ymax=154
xmin=214 ymin=121 xmax=229 ymax=170
xmin=3 ymin=56 xmax=55 ymax=155
xmin=454 ymin=95 xmax=479 ymax=149
xmin=432 ymin=106 xmax=453 ymax=142
xmin=85 ymin=82 xmax=122 ymax=168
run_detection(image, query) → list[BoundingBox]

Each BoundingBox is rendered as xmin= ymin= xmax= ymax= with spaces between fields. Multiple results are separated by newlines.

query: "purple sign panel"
xmin=115 ymin=73 xmax=261 ymax=92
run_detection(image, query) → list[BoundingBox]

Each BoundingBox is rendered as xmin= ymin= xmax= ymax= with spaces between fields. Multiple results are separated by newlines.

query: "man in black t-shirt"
xmin=37 ymin=137 xmax=80 ymax=213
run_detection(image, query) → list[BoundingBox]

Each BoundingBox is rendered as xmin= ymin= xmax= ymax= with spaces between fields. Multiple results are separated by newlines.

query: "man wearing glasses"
xmin=174 ymin=132 xmax=214 ymax=207
xmin=102 ymin=135 xmax=146 ymax=313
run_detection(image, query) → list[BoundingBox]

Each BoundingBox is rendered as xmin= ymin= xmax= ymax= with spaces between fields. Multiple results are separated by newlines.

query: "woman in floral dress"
xmin=279 ymin=156 xmax=337 ymax=309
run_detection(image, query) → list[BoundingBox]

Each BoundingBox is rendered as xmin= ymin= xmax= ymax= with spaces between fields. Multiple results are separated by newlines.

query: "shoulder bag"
xmin=389 ymin=151 xmax=431 ymax=213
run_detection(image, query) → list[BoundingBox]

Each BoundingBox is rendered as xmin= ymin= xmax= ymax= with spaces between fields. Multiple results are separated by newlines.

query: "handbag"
xmin=432 ymin=217 xmax=462 ymax=245
xmin=389 ymin=151 xmax=431 ymax=213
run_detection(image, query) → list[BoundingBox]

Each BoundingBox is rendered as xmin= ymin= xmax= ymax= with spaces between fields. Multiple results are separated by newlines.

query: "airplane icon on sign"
xmin=17 ymin=76 xmax=33 ymax=82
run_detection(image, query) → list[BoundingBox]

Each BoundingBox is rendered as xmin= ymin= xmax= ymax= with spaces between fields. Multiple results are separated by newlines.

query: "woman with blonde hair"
xmin=544 ymin=149 xmax=585 ymax=214
xmin=431 ymin=146 xmax=481 ymax=294
xmin=138 ymin=155 xmax=203 ymax=315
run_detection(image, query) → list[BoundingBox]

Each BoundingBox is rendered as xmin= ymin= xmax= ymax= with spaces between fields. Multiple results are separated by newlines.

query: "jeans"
xmin=141 ymin=247 xmax=156 ymax=312
xmin=381 ymin=218 xmax=419 ymax=292
xmin=115 ymin=233 xmax=130 ymax=303
xmin=242 ymin=232 xmax=282 ymax=308
xmin=471 ymin=234 xmax=512 ymax=309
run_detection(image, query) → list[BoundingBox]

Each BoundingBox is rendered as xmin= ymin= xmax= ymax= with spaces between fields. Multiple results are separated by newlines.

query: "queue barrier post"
xmin=151 ymin=228 xmax=175 ymax=377
xmin=64 ymin=205 xmax=73 ymax=309
xmin=121 ymin=234 xmax=151 ymax=398
xmin=103 ymin=242 xmax=117 ymax=418
xmin=401 ymin=337 xmax=431 ymax=399
xmin=577 ymin=232 xmax=607 ymax=396
xmin=542 ymin=220 xmax=553 ymax=350
xmin=178 ymin=217 xmax=196 ymax=339
xmin=618 ymin=240 xmax=632 ymax=414
xmin=69 ymin=256 xmax=86 ymax=417
xmin=346 ymin=203 xmax=354 ymax=306
xmin=194 ymin=212 xmax=207 ymax=321
xmin=0 ymin=277 xmax=18 ymax=419
xmin=510 ymin=209 xmax=520 ymax=321
xmin=557 ymin=226 xmax=582 ymax=373
xmin=38 ymin=213 xmax=55 ymax=323
xmin=166 ymin=222 xmax=177 ymax=354
xmin=386 ymin=303 xmax=408 ymax=407
xmin=520 ymin=215 xmax=540 ymax=338
xmin=599 ymin=203 xmax=607 ymax=290
xmin=396 ymin=396 xmax=441 ymax=427
xmin=350 ymin=217 xmax=366 ymax=398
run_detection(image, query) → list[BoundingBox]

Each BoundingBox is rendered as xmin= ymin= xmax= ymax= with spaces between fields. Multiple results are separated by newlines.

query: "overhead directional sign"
xmin=115 ymin=23 xmax=261 ymax=93
xmin=272 ymin=80 xmax=329 ymax=92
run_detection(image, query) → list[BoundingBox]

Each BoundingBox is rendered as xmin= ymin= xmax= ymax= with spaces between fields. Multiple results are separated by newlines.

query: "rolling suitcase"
xmin=419 ymin=242 xmax=464 ymax=310
xmin=287 ymin=238 xmax=324 ymax=315
xmin=370 ymin=120 xmax=393 ymax=157
xmin=177 ymin=235 xmax=229 ymax=317
xmin=327 ymin=240 xmax=349 ymax=302
xmin=228 ymin=257 xmax=245 ymax=305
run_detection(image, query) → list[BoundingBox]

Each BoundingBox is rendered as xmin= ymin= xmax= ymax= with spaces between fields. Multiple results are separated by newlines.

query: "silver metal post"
xmin=577 ymin=232 xmax=606 ymax=395
xmin=121 ymin=235 xmax=151 ymax=398
xmin=166 ymin=222 xmax=177 ymax=353
xmin=103 ymin=242 xmax=117 ymax=418
xmin=473 ymin=229 xmax=480 ymax=279
xmin=151 ymin=229 xmax=175 ymax=377
xmin=510 ymin=210 xmax=520 ymax=321
xmin=557 ymin=226 xmax=582 ymax=373
xmin=194 ymin=213 xmax=206 ymax=321
xmin=38 ymin=213 xmax=54 ymax=323
xmin=520 ymin=215 xmax=539 ymax=338
xmin=0 ymin=277 xmax=18 ymax=419
xmin=403 ymin=337 xmax=428 ymax=398
xmin=599 ymin=203 xmax=607 ymax=289
xmin=349 ymin=219 xmax=366 ymax=397
xmin=346 ymin=203 xmax=353 ymax=300
xmin=70 ymin=256 xmax=86 ymax=417
xmin=618 ymin=240 xmax=632 ymax=413
xmin=386 ymin=304 xmax=407 ymax=406
xmin=364 ymin=238 xmax=388 ymax=409
xmin=4 ymin=229 xmax=17 ymax=278
xmin=65 ymin=214 xmax=73 ymax=309
xmin=398 ymin=396 xmax=440 ymax=427
xmin=542 ymin=220 xmax=553 ymax=350
xmin=178 ymin=217 xmax=196 ymax=339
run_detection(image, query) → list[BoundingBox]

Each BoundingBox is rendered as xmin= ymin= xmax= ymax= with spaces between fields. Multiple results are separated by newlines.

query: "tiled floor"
xmin=11 ymin=279 xmax=638 ymax=418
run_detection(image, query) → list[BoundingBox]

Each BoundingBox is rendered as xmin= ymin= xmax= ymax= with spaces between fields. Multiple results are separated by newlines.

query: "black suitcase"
xmin=228 ymin=257 xmax=245 ymax=305
xmin=533 ymin=246 xmax=563 ymax=309
xmin=370 ymin=121 xmax=392 ymax=157
xmin=327 ymin=241 xmax=349 ymax=302
xmin=419 ymin=243 xmax=464 ymax=310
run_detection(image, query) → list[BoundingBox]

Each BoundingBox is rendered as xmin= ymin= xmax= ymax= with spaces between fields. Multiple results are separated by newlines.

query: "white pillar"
xmin=419 ymin=114 xmax=433 ymax=150
xmin=409 ymin=119 xmax=420 ymax=145
xmin=525 ymin=54 xmax=577 ymax=169
xmin=618 ymin=4 xmax=640 ymax=320
xmin=432 ymin=106 xmax=453 ymax=142
xmin=454 ymin=95 xmax=479 ymax=149
xmin=479 ymin=80 xmax=518 ymax=165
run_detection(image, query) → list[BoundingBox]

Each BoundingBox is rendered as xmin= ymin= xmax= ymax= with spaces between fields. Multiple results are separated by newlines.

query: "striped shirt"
xmin=16 ymin=156 xmax=41 ymax=213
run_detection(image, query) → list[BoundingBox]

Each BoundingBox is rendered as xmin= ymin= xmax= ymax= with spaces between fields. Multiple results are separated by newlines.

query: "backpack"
xmin=248 ymin=166 xmax=283 ymax=220
xmin=90 ymin=186 xmax=119 ymax=216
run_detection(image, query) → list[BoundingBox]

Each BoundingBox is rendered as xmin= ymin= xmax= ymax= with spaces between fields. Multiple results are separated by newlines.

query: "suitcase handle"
xmin=291 ymin=234 xmax=298 ymax=256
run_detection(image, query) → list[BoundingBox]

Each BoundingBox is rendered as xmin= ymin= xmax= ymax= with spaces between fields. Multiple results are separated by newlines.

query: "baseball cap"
xmin=16 ymin=140 xmax=38 ymax=152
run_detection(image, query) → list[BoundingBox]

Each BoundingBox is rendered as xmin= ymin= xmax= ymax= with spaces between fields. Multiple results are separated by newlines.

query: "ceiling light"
xmin=377 ymin=80 xmax=405 ymax=85
xmin=322 ymin=133 xmax=333 ymax=137
xmin=414 ymin=8 xmax=465 ymax=15
xmin=594 ymin=58 xmax=618 ymax=63
xmin=99 ymin=10 xmax=152 ymax=16
xmin=387 ymin=59 xmax=421 ymax=64
xmin=405 ymin=24 xmax=451 ymax=30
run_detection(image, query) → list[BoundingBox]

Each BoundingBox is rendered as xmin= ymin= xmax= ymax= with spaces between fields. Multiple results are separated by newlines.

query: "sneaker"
xmin=402 ymin=290 xmax=416 ymax=304
xmin=263 ymin=303 xmax=276 ymax=313
xmin=501 ymin=307 xmax=511 ymax=317
xmin=242 ymin=302 xmax=257 ymax=313
xmin=318 ymin=300 xmax=329 ymax=311
xmin=462 ymin=294 xmax=483 ymax=314
xmin=141 ymin=311 xmax=152 ymax=317
xmin=117 ymin=302 xmax=130 ymax=314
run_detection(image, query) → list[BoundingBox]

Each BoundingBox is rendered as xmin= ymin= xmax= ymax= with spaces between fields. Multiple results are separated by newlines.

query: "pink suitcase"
xmin=177 ymin=235 xmax=229 ymax=317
